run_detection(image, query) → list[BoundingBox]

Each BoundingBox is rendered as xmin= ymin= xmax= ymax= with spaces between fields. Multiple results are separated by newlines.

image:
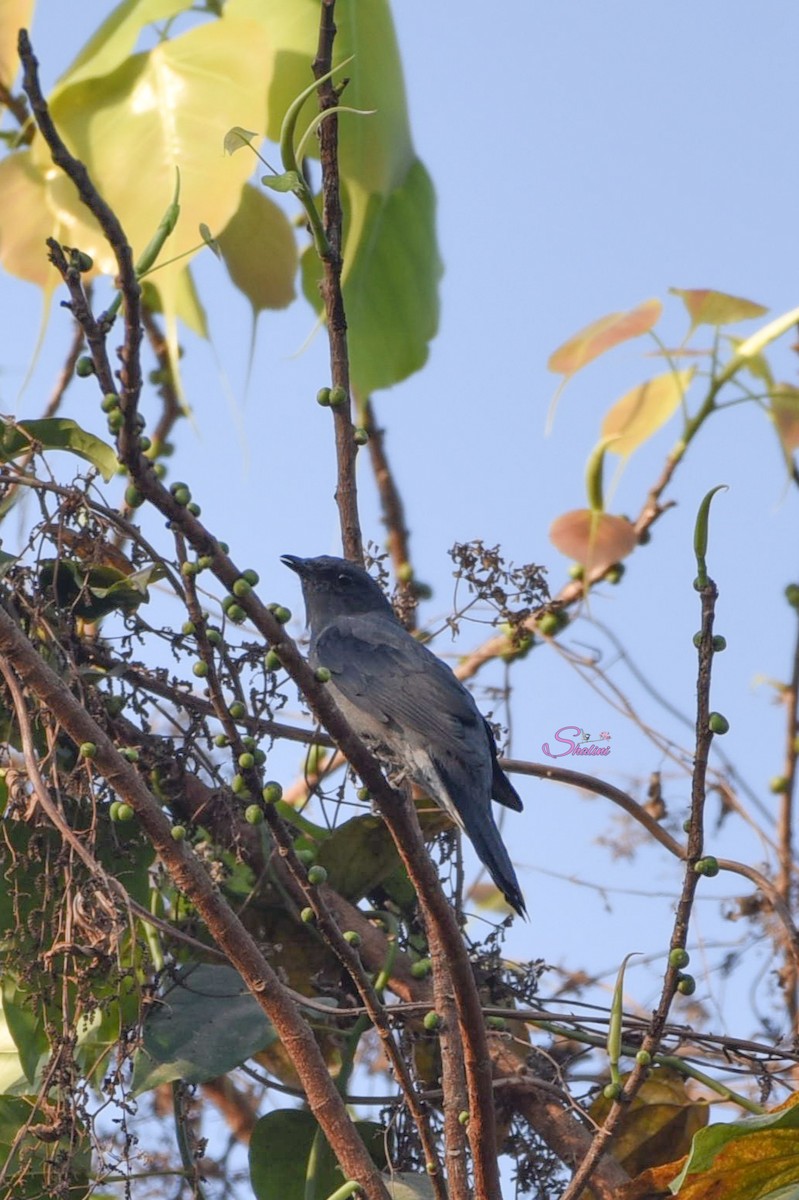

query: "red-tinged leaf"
xmin=770 ymin=383 xmax=799 ymax=454
xmin=548 ymin=299 xmax=662 ymax=378
xmin=669 ymin=287 xmax=768 ymax=330
xmin=550 ymin=510 xmax=638 ymax=577
xmin=602 ymin=368 xmax=694 ymax=459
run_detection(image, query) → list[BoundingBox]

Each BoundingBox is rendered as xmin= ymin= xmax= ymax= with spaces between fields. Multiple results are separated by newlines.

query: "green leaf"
xmin=669 ymin=287 xmax=768 ymax=331
xmin=249 ymin=1109 xmax=387 ymax=1200
xmin=317 ymin=813 xmax=404 ymax=901
xmin=217 ymin=184 xmax=298 ymax=314
xmin=0 ymin=999 xmax=27 ymax=1095
xmin=229 ymin=0 xmax=413 ymax=194
xmin=261 ymin=170 xmax=302 ymax=194
xmin=385 ymin=1177 xmax=437 ymax=1200
xmin=228 ymin=0 xmax=440 ymax=394
xmin=0 ymin=418 xmax=117 ymax=480
xmin=223 ymin=125 xmax=260 ymax=155
xmin=601 ymin=368 xmax=695 ymax=459
xmin=131 ymin=964 xmax=277 ymax=1094
xmin=0 ymin=981 xmax=47 ymax=1087
xmin=548 ymin=299 xmax=662 ymax=378
xmin=199 ymin=222 xmax=220 ymax=258
xmin=302 ymin=161 xmax=441 ymax=395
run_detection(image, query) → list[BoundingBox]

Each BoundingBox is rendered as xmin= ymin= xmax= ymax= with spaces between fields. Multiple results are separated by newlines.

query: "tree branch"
xmin=0 ymin=601 xmax=391 ymax=1200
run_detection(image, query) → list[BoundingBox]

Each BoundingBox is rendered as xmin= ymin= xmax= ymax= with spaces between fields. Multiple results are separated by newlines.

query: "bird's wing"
xmin=313 ymin=614 xmax=486 ymax=759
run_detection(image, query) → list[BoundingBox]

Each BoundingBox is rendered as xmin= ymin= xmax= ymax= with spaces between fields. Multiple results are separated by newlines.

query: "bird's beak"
xmin=281 ymin=554 xmax=304 ymax=574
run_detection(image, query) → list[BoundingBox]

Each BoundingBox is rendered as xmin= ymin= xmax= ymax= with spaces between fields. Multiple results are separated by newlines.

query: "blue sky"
xmin=4 ymin=0 xmax=799 ymax=1084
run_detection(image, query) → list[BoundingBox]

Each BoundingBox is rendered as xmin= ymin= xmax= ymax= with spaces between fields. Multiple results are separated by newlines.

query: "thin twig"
xmin=560 ymin=578 xmax=719 ymax=1200
xmin=776 ymin=605 xmax=799 ymax=1029
xmin=312 ymin=1 xmax=363 ymax=564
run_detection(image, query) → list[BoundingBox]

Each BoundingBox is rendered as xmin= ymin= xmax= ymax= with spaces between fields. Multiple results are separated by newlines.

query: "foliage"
xmin=1 ymin=4 xmax=799 ymax=1200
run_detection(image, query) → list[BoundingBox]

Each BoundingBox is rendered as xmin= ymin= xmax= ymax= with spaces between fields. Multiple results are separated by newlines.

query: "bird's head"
xmin=281 ymin=555 xmax=395 ymax=630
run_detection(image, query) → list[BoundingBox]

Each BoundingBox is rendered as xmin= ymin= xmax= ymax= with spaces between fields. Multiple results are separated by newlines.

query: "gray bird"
xmin=282 ymin=554 xmax=526 ymax=917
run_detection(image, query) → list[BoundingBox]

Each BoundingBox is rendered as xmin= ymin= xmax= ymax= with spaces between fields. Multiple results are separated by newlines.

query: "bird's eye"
xmin=337 ymin=573 xmax=352 ymax=586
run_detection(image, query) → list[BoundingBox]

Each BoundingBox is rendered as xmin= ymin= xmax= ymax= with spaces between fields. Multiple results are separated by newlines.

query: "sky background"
xmin=3 ymin=0 xmax=799 ymax=1176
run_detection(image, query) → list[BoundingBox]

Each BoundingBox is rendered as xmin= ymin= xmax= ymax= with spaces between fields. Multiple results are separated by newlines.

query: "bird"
xmin=281 ymin=554 xmax=526 ymax=917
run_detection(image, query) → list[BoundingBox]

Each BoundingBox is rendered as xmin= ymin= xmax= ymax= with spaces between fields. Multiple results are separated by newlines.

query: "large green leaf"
xmin=0 ymin=417 xmax=118 ymax=480
xmin=228 ymin=0 xmax=440 ymax=395
xmin=302 ymin=161 xmax=441 ymax=395
xmin=249 ymin=1108 xmax=388 ymax=1200
xmin=228 ymin=0 xmax=413 ymax=193
xmin=131 ymin=963 xmax=277 ymax=1094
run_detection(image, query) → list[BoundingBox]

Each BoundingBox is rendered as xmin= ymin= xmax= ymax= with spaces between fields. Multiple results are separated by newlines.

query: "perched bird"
xmin=282 ymin=554 xmax=526 ymax=916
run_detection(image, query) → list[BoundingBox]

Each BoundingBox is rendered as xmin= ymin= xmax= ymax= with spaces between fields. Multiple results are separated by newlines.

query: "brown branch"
xmin=428 ymin=924 xmax=470 ymax=1200
xmin=776 ymin=604 xmax=799 ymax=1029
xmin=312 ymin=1 xmax=363 ymax=564
xmin=18 ymin=30 xmax=143 ymax=409
xmin=561 ymin=579 xmax=719 ymax=1200
xmin=0 ymin=602 xmax=391 ymax=1200
xmin=362 ymin=397 xmax=417 ymax=625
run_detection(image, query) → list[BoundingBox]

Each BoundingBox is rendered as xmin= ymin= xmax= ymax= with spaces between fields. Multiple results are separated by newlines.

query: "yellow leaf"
xmin=0 ymin=0 xmax=33 ymax=90
xmin=548 ymin=299 xmax=662 ymax=377
xmin=602 ymin=369 xmax=695 ymax=459
xmin=549 ymin=510 xmax=637 ymax=577
xmin=37 ymin=14 xmax=272 ymax=286
xmin=670 ymin=287 xmax=768 ymax=330
xmin=589 ymin=1067 xmax=708 ymax=1179
xmin=673 ymin=1094 xmax=799 ymax=1200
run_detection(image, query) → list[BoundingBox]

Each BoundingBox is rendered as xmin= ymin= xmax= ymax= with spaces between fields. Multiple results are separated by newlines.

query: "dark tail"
xmin=463 ymin=804 xmax=527 ymax=919
xmin=483 ymin=718 xmax=523 ymax=811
